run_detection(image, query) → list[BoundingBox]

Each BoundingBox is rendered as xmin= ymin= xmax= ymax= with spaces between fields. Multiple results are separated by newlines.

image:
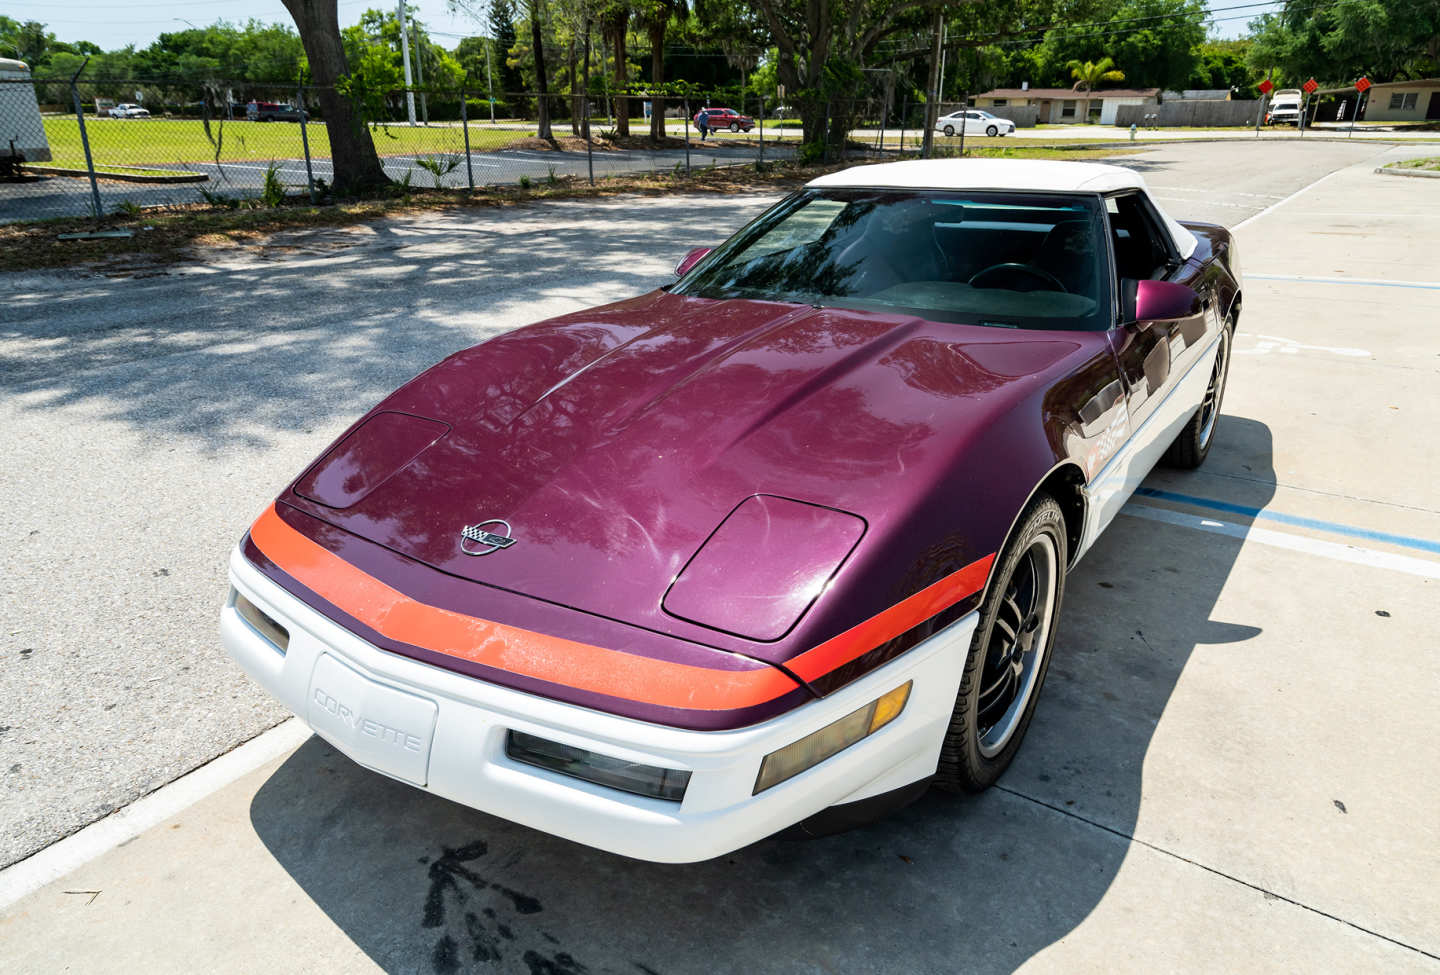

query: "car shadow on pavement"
xmin=250 ymin=417 xmax=1275 ymax=975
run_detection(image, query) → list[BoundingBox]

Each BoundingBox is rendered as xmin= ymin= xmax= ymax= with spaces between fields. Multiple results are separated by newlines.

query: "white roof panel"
xmin=807 ymin=159 xmax=1198 ymax=258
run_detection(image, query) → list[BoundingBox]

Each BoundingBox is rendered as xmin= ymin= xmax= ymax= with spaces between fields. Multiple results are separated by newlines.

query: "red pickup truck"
xmin=694 ymin=107 xmax=755 ymax=132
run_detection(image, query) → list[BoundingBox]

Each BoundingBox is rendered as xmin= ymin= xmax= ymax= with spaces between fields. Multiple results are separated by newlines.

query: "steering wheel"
xmin=968 ymin=262 xmax=1067 ymax=293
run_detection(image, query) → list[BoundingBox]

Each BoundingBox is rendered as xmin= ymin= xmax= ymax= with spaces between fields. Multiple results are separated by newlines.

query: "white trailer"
xmin=1 ymin=58 xmax=52 ymax=163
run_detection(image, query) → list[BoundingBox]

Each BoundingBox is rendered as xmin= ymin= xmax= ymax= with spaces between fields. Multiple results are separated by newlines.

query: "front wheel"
xmin=1164 ymin=321 xmax=1232 ymax=468
xmin=986 ymin=124 xmax=999 ymax=137
xmin=729 ymin=122 xmax=740 ymax=133
xmin=935 ymin=496 xmax=1067 ymax=792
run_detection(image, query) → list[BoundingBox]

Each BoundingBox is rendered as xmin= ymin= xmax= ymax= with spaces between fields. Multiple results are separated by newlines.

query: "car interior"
xmin=686 ymin=191 xmax=1132 ymax=329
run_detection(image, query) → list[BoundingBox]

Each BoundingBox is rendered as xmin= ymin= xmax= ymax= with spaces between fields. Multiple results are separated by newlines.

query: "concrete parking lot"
xmin=1 ymin=140 xmax=1437 ymax=971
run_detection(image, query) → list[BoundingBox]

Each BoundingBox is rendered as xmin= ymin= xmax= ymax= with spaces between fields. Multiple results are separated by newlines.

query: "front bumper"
xmin=222 ymin=547 xmax=975 ymax=862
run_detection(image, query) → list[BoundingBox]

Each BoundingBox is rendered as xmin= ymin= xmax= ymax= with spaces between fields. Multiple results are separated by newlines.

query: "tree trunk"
xmin=530 ymin=0 xmax=552 ymax=140
xmin=609 ymin=14 xmax=629 ymax=137
xmin=921 ymin=8 xmax=943 ymax=157
xmin=279 ymin=0 xmax=388 ymax=193
xmin=568 ymin=32 xmax=579 ymax=137
xmin=581 ymin=21 xmax=591 ymax=141
xmin=648 ymin=18 xmax=665 ymax=142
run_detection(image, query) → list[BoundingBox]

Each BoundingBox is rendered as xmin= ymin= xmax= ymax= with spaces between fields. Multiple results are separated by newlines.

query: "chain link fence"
xmin=7 ymin=74 xmax=898 ymax=223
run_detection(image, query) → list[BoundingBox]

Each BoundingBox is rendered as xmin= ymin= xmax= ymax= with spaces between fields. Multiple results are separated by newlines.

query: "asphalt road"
xmin=0 ymin=141 xmax=788 ymax=223
xmin=2 ymin=139 xmax=1439 ymax=970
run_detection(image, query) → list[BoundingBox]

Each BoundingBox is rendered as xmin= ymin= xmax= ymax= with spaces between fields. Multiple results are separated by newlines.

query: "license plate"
xmin=307 ymin=654 xmax=437 ymax=786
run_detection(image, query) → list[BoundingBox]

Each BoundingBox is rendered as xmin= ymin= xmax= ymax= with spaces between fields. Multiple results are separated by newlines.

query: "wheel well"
xmin=1037 ymin=464 xmax=1086 ymax=563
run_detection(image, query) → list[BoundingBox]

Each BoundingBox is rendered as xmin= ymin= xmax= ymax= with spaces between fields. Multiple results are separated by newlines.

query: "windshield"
xmin=674 ymin=189 xmax=1112 ymax=330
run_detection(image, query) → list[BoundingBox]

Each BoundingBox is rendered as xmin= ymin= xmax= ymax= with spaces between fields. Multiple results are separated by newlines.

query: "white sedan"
xmin=935 ymin=109 xmax=1014 ymax=137
xmin=108 ymin=103 xmax=151 ymax=119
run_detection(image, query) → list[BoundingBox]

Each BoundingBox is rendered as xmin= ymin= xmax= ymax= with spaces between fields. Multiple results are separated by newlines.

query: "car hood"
xmin=283 ymin=290 xmax=1090 ymax=658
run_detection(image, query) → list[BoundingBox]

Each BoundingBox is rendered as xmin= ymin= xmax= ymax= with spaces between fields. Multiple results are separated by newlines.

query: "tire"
xmin=935 ymin=495 xmax=1068 ymax=793
xmin=729 ymin=122 xmax=740 ymax=133
xmin=986 ymin=124 xmax=999 ymax=137
xmin=942 ymin=124 xmax=955 ymax=137
xmin=1163 ymin=320 xmax=1233 ymax=469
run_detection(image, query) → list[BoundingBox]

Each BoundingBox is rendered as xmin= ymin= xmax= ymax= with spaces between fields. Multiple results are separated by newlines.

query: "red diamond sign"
xmin=1302 ymin=77 xmax=1318 ymax=94
xmin=1355 ymin=76 xmax=1371 ymax=93
xmin=1258 ymin=79 xmax=1274 ymax=95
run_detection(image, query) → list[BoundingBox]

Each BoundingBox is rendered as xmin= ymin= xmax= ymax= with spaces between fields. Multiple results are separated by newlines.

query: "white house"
xmin=972 ymin=87 xmax=1160 ymax=125
xmin=1364 ymin=78 xmax=1440 ymax=122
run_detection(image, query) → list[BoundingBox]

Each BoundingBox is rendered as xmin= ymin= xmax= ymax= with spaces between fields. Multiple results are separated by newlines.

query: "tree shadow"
xmin=0 ymin=196 xmax=776 ymax=452
xmin=250 ymin=418 xmax=1275 ymax=973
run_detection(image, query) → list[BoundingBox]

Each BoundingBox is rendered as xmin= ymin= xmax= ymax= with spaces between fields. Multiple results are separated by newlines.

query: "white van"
xmin=1267 ymin=89 xmax=1303 ymax=125
xmin=1 ymin=58 xmax=53 ymax=163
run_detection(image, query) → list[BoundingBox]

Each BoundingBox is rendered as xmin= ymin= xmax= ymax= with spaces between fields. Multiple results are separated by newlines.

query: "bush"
xmin=261 ymin=161 xmax=285 ymax=207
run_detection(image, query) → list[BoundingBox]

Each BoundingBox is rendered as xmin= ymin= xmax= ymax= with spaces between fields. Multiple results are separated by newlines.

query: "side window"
xmin=1106 ymin=193 xmax=1175 ymax=282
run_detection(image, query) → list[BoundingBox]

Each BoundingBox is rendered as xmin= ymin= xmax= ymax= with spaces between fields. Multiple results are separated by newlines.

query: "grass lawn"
xmin=42 ymin=117 xmax=527 ymax=169
xmin=1386 ymin=156 xmax=1440 ymax=171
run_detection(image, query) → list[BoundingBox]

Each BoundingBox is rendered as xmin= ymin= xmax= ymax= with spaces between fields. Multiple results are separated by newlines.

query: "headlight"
xmin=505 ymin=730 xmax=691 ymax=802
xmin=753 ymin=682 xmax=911 ymax=794
xmin=234 ymin=590 xmax=289 ymax=653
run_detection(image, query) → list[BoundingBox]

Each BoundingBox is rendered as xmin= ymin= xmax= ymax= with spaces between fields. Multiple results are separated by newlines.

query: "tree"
xmin=280 ymin=0 xmax=389 ymax=192
xmin=1247 ymin=0 xmax=1440 ymax=85
xmin=598 ymin=2 xmax=632 ymax=135
xmin=1027 ymin=0 xmax=1204 ymax=91
xmin=1188 ymin=39 xmax=1254 ymax=91
xmin=1067 ymin=56 xmax=1123 ymax=121
xmin=639 ymin=0 xmax=687 ymax=141
xmin=748 ymin=0 xmax=978 ymax=143
xmin=529 ymin=0 xmax=553 ymax=139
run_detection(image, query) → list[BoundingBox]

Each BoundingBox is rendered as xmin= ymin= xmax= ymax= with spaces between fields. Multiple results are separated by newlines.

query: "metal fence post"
xmin=298 ymin=79 xmax=317 ymax=202
xmin=758 ymin=95 xmax=764 ymax=167
xmin=958 ymin=89 xmax=967 ymax=157
xmin=69 ymin=59 xmax=102 ymax=218
xmin=585 ymin=95 xmax=594 ymax=185
xmin=899 ymin=98 xmax=907 ymax=153
xmin=462 ymin=87 xmax=475 ymax=189
xmin=683 ymin=97 xmax=691 ymax=175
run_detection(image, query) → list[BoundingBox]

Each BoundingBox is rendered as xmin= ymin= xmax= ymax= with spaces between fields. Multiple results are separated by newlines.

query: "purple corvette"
xmin=221 ymin=159 xmax=1239 ymax=861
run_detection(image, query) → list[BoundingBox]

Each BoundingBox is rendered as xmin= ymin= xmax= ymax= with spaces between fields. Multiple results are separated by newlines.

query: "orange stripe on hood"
xmin=249 ymin=505 xmax=993 ymax=708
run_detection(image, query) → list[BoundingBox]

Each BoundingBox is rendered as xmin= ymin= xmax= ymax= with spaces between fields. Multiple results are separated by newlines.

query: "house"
xmin=1364 ymin=78 xmax=1440 ymax=122
xmin=972 ymin=86 xmax=1160 ymax=125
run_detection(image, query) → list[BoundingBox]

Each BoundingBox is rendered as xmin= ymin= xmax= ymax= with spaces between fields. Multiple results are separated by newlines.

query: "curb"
xmin=27 ymin=166 xmax=209 ymax=184
xmin=1375 ymin=165 xmax=1440 ymax=179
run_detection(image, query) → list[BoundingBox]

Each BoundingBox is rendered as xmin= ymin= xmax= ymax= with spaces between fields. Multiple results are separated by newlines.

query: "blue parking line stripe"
xmin=1247 ymin=273 xmax=1440 ymax=291
xmin=1133 ymin=487 xmax=1440 ymax=556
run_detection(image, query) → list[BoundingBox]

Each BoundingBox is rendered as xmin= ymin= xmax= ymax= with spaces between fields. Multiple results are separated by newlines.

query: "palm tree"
xmin=1067 ymin=57 xmax=1125 ymax=123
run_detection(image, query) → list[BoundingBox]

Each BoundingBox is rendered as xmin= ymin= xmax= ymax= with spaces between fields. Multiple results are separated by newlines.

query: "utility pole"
xmin=398 ymin=0 xmax=416 ymax=126
xmin=414 ymin=18 xmax=428 ymax=125
xmin=485 ymin=27 xmax=496 ymax=123
xmin=921 ymin=8 xmax=943 ymax=157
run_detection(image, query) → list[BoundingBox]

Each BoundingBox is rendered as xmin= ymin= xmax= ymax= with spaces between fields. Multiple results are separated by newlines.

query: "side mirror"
xmin=1124 ymin=278 xmax=1201 ymax=324
xmin=674 ymin=246 xmax=713 ymax=278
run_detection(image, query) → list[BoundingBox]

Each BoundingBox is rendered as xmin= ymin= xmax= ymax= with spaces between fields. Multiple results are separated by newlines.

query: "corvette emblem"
xmin=460 ymin=519 xmax=517 ymax=556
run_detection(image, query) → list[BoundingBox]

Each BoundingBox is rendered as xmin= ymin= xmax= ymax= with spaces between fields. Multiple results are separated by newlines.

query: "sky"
xmin=21 ymin=0 xmax=1281 ymax=51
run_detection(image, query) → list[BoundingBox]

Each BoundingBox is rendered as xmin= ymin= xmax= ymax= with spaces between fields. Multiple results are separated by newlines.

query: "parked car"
xmin=1266 ymin=89 xmax=1303 ymax=125
xmin=694 ymin=106 xmax=755 ymax=132
xmin=107 ymin=103 xmax=150 ymax=119
xmin=935 ymin=109 xmax=1014 ymax=137
xmin=246 ymin=101 xmax=307 ymax=122
xmin=222 ymin=159 xmax=1239 ymax=863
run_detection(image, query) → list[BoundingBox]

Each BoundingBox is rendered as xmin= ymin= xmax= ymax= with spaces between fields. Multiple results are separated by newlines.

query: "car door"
xmin=1104 ymin=190 xmax=1207 ymax=432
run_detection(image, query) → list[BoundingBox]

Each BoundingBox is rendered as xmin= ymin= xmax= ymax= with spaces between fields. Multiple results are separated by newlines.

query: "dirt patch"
xmin=0 ymin=161 xmax=821 ymax=274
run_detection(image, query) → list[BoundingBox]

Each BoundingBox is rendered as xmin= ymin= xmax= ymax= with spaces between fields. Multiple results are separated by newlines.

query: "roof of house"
xmin=806 ymin=159 xmax=1198 ymax=258
xmin=975 ymin=87 xmax=1161 ymax=100
xmin=1369 ymin=77 xmax=1440 ymax=90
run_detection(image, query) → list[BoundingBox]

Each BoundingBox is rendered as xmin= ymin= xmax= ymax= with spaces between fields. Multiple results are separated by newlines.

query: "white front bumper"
xmin=222 ymin=548 xmax=974 ymax=862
